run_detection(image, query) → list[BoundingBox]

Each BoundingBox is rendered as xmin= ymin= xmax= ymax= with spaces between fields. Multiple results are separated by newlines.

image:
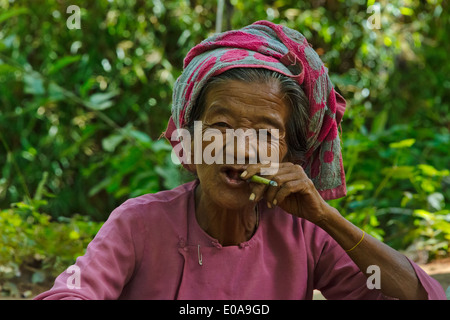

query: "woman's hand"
xmin=242 ymin=162 xmax=432 ymax=299
xmin=241 ymin=162 xmax=335 ymax=225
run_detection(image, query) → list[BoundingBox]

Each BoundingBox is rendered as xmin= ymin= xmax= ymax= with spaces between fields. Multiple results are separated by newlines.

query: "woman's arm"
xmin=243 ymin=162 xmax=445 ymax=300
xmin=316 ymin=206 xmax=427 ymax=299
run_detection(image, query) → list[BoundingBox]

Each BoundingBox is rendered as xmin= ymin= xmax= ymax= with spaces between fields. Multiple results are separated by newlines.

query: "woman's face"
xmin=193 ymin=79 xmax=290 ymax=209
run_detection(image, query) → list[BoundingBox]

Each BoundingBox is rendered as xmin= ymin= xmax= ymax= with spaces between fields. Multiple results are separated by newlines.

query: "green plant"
xmin=0 ymin=197 xmax=102 ymax=285
xmin=329 ymin=126 xmax=450 ymax=259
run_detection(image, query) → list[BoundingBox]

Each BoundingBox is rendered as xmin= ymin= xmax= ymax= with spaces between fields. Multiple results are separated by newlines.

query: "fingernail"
xmin=267 ymin=201 xmax=272 ymax=209
xmin=240 ymin=170 xmax=248 ymax=178
xmin=249 ymin=193 xmax=255 ymax=201
xmin=273 ymin=199 xmax=277 ymax=206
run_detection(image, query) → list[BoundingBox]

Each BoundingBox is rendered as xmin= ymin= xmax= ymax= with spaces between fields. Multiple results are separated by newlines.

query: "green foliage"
xmin=0 ymin=0 xmax=449 ymax=288
xmin=0 ymin=0 xmax=200 ymax=219
xmin=0 ymin=197 xmax=102 ymax=284
xmin=329 ymin=131 xmax=450 ymax=258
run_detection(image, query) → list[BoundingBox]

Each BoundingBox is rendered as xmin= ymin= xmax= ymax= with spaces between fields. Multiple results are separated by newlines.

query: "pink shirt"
xmin=34 ymin=180 xmax=446 ymax=300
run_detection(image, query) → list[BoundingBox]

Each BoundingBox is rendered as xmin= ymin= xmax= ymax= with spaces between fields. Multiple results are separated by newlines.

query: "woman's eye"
xmin=213 ymin=122 xmax=231 ymax=128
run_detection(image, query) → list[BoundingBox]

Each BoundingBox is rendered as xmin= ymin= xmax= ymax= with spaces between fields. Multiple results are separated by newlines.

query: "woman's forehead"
xmin=204 ymin=81 xmax=289 ymax=115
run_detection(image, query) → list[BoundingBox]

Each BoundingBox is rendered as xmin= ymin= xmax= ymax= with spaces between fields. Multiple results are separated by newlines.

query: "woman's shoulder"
xmin=107 ymin=180 xmax=196 ymax=231
xmin=118 ymin=180 xmax=196 ymax=212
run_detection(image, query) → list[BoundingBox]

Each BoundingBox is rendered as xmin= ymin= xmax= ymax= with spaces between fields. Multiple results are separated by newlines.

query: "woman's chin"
xmin=209 ymin=190 xmax=253 ymax=210
xmin=196 ymin=169 xmax=253 ymax=209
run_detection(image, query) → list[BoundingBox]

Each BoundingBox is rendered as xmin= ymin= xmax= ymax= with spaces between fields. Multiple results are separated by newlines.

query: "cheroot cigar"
xmin=250 ymin=175 xmax=278 ymax=187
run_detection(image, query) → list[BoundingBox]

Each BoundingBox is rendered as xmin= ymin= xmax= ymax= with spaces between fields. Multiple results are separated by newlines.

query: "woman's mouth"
xmin=220 ymin=166 xmax=247 ymax=187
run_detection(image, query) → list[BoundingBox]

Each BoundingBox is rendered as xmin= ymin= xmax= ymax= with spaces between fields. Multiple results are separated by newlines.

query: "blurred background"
xmin=0 ymin=0 xmax=449 ymax=298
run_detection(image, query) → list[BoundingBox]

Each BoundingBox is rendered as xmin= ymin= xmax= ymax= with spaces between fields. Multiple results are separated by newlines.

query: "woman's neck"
xmin=194 ymin=185 xmax=258 ymax=246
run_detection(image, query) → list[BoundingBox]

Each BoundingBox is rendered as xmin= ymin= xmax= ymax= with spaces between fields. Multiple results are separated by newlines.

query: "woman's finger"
xmin=241 ymin=163 xmax=277 ymax=203
xmin=263 ymin=164 xmax=305 ymax=204
xmin=264 ymin=172 xmax=297 ymax=205
xmin=272 ymin=179 xmax=312 ymax=206
xmin=240 ymin=162 xmax=275 ymax=180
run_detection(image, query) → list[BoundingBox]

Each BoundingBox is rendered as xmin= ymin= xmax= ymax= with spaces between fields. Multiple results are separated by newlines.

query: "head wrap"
xmin=164 ymin=20 xmax=347 ymax=200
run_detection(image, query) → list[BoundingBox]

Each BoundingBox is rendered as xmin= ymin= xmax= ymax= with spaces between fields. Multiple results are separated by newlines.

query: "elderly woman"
xmin=35 ymin=21 xmax=445 ymax=300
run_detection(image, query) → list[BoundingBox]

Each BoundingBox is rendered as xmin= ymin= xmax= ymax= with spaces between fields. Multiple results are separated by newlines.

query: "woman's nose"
xmin=226 ymin=128 xmax=259 ymax=164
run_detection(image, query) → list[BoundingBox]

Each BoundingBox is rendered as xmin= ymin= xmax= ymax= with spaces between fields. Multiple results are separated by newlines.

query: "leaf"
xmin=47 ymin=55 xmax=81 ymax=75
xmin=383 ymin=36 xmax=392 ymax=47
xmin=80 ymin=77 xmax=97 ymax=98
xmin=155 ymin=164 xmax=181 ymax=190
xmin=133 ymin=64 xmax=147 ymax=84
xmin=413 ymin=209 xmax=434 ymax=223
xmin=346 ymin=181 xmax=373 ymax=195
xmin=129 ymin=129 xmax=152 ymax=145
xmin=400 ymin=7 xmax=414 ymax=16
xmin=102 ymin=134 xmax=124 ymax=152
xmin=69 ymin=230 xmax=80 ymax=240
xmin=427 ymin=193 xmax=444 ymax=211
xmin=31 ymin=271 xmax=46 ymax=284
xmin=371 ymin=110 xmax=388 ymax=135
xmin=24 ymin=73 xmax=45 ymax=95
xmin=389 ymin=139 xmax=416 ymax=149
xmin=418 ymin=164 xmax=450 ymax=177
xmin=0 ymin=63 xmax=17 ymax=74
xmin=0 ymin=7 xmax=29 ymax=23
xmin=87 ymin=90 xmax=120 ymax=110
xmin=150 ymin=139 xmax=172 ymax=153
xmin=34 ymin=172 xmax=49 ymax=201
xmin=88 ymin=177 xmax=112 ymax=197
xmin=48 ymin=82 xmax=65 ymax=101
xmin=382 ymin=166 xmax=415 ymax=179
xmin=122 ymin=124 xmax=152 ymax=146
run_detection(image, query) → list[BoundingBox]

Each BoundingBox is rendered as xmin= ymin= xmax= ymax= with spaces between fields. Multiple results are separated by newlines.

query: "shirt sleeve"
xmin=313 ymin=240 xmax=389 ymax=300
xmin=406 ymin=257 xmax=447 ymax=300
xmin=34 ymin=203 xmax=145 ymax=300
xmin=312 ymin=230 xmax=447 ymax=300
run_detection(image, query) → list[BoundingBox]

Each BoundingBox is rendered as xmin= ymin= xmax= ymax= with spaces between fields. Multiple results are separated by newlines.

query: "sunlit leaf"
xmin=400 ymin=7 xmax=414 ymax=16
xmin=69 ymin=230 xmax=80 ymax=240
xmin=389 ymin=139 xmax=416 ymax=149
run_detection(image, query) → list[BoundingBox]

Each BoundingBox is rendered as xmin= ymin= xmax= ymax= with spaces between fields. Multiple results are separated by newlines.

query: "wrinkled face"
xmin=193 ymin=79 xmax=290 ymax=209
